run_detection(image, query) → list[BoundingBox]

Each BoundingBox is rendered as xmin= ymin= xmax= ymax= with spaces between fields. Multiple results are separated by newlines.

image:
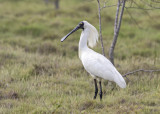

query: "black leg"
xmin=93 ymin=79 xmax=98 ymax=99
xmin=99 ymin=81 xmax=103 ymax=100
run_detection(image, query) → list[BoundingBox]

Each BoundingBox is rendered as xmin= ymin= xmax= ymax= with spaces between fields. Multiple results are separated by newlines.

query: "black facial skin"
xmin=61 ymin=21 xmax=84 ymax=42
xmin=78 ymin=21 xmax=84 ymax=30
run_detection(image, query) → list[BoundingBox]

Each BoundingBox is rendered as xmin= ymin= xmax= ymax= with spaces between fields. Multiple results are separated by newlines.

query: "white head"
xmin=61 ymin=21 xmax=99 ymax=48
xmin=82 ymin=21 xmax=99 ymax=48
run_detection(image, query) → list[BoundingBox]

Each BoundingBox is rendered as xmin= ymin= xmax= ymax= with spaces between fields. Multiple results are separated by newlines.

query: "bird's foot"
xmin=99 ymin=92 xmax=103 ymax=101
xmin=93 ymin=91 xmax=98 ymax=99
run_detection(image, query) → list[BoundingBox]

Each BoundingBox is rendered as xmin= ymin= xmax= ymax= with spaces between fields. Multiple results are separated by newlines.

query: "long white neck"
xmin=78 ymin=28 xmax=90 ymax=59
xmin=78 ymin=21 xmax=99 ymax=60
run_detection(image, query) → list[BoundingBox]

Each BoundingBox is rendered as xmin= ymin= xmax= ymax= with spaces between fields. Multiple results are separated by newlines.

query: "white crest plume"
xmin=84 ymin=21 xmax=99 ymax=48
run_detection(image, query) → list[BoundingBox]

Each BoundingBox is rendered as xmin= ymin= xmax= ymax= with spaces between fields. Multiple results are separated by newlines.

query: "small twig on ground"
xmin=123 ymin=69 xmax=160 ymax=77
xmin=42 ymin=99 xmax=52 ymax=113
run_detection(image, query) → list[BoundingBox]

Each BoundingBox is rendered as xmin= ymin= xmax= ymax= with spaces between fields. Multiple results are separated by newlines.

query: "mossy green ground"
xmin=0 ymin=0 xmax=160 ymax=113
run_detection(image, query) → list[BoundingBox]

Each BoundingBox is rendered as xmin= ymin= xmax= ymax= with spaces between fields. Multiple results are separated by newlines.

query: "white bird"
xmin=61 ymin=21 xmax=126 ymax=100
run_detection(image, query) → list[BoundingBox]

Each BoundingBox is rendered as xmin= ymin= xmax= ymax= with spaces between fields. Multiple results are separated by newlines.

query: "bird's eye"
xmin=80 ymin=22 xmax=83 ymax=25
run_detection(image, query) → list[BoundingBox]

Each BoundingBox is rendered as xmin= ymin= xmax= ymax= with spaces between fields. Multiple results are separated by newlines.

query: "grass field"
xmin=0 ymin=0 xmax=160 ymax=113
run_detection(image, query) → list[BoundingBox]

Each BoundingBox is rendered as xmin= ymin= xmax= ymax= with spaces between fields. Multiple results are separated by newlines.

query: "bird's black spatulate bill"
xmin=61 ymin=26 xmax=80 ymax=42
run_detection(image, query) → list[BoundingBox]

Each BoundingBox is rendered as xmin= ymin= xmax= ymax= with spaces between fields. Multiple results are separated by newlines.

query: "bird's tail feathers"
xmin=114 ymin=70 xmax=126 ymax=88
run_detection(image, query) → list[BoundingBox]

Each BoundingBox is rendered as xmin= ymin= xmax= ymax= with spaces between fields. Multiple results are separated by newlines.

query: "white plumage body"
xmin=79 ymin=21 xmax=126 ymax=88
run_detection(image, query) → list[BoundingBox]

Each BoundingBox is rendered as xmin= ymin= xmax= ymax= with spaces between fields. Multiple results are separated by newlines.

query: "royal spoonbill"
xmin=61 ymin=21 xmax=126 ymax=100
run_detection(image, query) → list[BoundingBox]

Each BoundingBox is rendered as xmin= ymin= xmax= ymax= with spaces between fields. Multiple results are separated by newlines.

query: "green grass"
xmin=0 ymin=0 xmax=160 ymax=113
